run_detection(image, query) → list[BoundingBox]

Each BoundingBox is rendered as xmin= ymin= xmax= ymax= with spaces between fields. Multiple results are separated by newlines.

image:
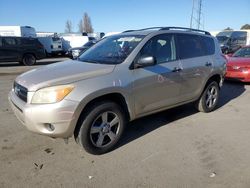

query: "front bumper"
xmin=225 ymin=71 xmax=250 ymax=82
xmin=8 ymin=90 xmax=80 ymax=138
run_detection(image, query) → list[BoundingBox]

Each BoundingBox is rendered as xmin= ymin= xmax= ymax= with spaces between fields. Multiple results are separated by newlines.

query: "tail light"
xmin=240 ymin=67 xmax=249 ymax=73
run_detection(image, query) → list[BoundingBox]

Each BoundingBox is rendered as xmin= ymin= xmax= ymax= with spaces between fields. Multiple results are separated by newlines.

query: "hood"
xmin=227 ymin=57 xmax=250 ymax=67
xmin=16 ymin=60 xmax=115 ymax=91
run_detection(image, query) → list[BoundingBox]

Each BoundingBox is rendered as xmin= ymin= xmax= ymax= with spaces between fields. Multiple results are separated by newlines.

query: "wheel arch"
xmin=198 ymin=73 xmax=222 ymax=98
xmin=205 ymin=74 xmax=222 ymax=88
xmin=22 ymin=52 xmax=37 ymax=60
xmin=73 ymin=92 xmax=131 ymax=139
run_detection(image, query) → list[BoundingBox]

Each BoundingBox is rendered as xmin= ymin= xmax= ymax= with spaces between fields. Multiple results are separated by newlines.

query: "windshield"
xmin=216 ymin=32 xmax=233 ymax=44
xmin=52 ymin=37 xmax=61 ymax=42
xmin=233 ymin=47 xmax=250 ymax=58
xmin=78 ymin=35 xmax=144 ymax=64
xmin=216 ymin=36 xmax=229 ymax=43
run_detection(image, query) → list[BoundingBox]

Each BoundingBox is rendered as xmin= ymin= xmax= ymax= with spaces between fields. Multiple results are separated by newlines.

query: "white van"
xmin=38 ymin=36 xmax=63 ymax=56
xmin=0 ymin=26 xmax=36 ymax=38
xmin=60 ymin=33 xmax=89 ymax=52
xmin=216 ymin=30 xmax=250 ymax=53
xmin=103 ymin=32 xmax=121 ymax=38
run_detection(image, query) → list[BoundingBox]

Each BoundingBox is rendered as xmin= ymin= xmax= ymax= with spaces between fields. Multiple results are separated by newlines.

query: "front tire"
xmin=76 ymin=101 xmax=126 ymax=155
xmin=22 ymin=54 xmax=36 ymax=66
xmin=196 ymin=81 xmax=220 ymax=113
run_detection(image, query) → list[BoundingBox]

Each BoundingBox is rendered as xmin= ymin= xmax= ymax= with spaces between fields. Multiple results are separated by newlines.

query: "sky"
xmin=0 ymin=0 xmax=249 ymax=33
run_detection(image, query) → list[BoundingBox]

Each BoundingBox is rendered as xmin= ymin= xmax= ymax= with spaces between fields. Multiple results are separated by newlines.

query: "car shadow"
xmin=118 ymin=103 xmax=197 ymax=149
xmin=117 ymin=81 xmax=246 ymax=150
xmin=217 ymin=80 xmax=246 ymax=108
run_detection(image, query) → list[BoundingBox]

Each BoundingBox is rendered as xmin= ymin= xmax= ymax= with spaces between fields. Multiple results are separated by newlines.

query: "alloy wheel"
xmin=90 ymin=111 xmax=120 ymax=148
xmin=205 ymin=85 xmax=218 ymax=108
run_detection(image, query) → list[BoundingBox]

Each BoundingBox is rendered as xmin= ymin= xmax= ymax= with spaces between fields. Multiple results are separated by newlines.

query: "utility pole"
xmin=197 ymin=0 xmax=202 ymax=29
xmin=190 ymin=0 xmax=204 ymax=30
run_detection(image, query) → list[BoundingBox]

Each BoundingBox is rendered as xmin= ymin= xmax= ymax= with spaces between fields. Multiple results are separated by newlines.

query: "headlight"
xmin=31 ymin=85 xmax=74 ymax=104
xmin=240 ymin=68 xmax=249 ymax=74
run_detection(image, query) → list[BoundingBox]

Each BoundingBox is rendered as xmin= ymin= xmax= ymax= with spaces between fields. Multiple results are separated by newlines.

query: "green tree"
xmin=241 ymin=24 xmax=250 ymax=30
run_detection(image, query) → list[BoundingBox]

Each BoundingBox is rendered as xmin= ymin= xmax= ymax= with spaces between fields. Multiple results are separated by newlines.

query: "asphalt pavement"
xmin=0 ymin=58 xmax=250 ymax=188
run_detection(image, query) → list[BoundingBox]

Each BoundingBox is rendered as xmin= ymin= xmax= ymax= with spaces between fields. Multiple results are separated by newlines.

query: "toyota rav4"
xmin=9 ymin=27 xmax=226 ymax=154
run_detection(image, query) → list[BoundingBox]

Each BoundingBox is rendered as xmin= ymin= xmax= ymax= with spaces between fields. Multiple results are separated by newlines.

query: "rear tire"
xmin=76 ymin=101 xmax=126 ymax=155
xmin=195 ymin=81 xmax=219 ymax=113
xmin=22 ymin=54 xmax=36 ymax=66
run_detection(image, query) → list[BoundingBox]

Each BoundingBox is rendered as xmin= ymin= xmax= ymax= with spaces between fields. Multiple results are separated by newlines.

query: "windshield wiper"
xmin=78 ymin=59 xmax=101 ymax=64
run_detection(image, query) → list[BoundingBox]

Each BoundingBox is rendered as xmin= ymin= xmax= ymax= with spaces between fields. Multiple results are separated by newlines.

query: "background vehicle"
xmin=66 ymin=40 xmax=98 ymax=59
xmin=225 ymin=45 xmax=250 ymax=82
xmin=60 ymin=33 xmax=89 ymax=52
xmin=216 ymin=30 xmax=250 ymax=54
xmin=88 ymin=32 xmax=105 ymax=40
xmin=0 ymin=36 xmax=46 ymax=65
xmin=38 ymin=36 xmax=63 ymax=56
xmin=103 ymin=32 xmax=121 ymax=38
xmin=0 ymin=26 xmax=36 ymax=38
xmin=9 ymin=27 xmax=226 ymax=154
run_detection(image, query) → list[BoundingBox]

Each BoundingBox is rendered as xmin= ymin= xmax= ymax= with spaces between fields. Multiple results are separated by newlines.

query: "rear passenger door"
xmin=176 ymin=34 xmax=213 ymax=101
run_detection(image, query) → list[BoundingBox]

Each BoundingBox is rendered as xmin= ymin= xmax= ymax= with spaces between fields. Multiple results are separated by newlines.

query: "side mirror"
xmin=134 ymin=55 xmax=156 ymax=68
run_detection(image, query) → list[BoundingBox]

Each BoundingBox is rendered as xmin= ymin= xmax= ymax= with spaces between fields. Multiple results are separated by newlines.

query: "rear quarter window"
xmin=201 ymin=36 xmax=215 ymax=55
xmin=21 ymin=38 xmax=41 ymax=47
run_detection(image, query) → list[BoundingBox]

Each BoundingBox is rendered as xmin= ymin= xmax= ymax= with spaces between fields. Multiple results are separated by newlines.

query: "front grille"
xmin=14 ymin=82 xmax=28 ymax=102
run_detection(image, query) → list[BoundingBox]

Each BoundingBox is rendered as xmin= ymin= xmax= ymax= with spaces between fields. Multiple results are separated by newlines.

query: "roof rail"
xmin=123 ymin=26 xmax=211 ymax=35
xmin=160 ymin=27 xmax=211 ymax=35
xmin=123 ymin=30 xmax=136 ymax=33
xmin=122 ymin=27 xmax=163 ymax=33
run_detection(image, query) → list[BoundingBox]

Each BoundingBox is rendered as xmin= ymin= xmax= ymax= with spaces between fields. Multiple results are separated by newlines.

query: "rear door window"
xmin=177 ymin=34 xmax=206 ymax=59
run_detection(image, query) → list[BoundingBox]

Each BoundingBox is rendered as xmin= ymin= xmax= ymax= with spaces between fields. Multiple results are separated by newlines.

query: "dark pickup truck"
xmin=0 ymin=36 xmax=46 ymax=65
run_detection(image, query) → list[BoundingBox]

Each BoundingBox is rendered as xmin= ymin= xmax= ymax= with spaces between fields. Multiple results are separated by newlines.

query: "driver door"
xmin=132 ymin=34 xmax=183 ymax=116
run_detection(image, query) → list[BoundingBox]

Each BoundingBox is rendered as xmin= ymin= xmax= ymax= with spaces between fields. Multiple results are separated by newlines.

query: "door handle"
xmin=205 ymin=62 xmax=212 ymax=67
xmin=172 ymin=67 xmax=182 ymax=72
